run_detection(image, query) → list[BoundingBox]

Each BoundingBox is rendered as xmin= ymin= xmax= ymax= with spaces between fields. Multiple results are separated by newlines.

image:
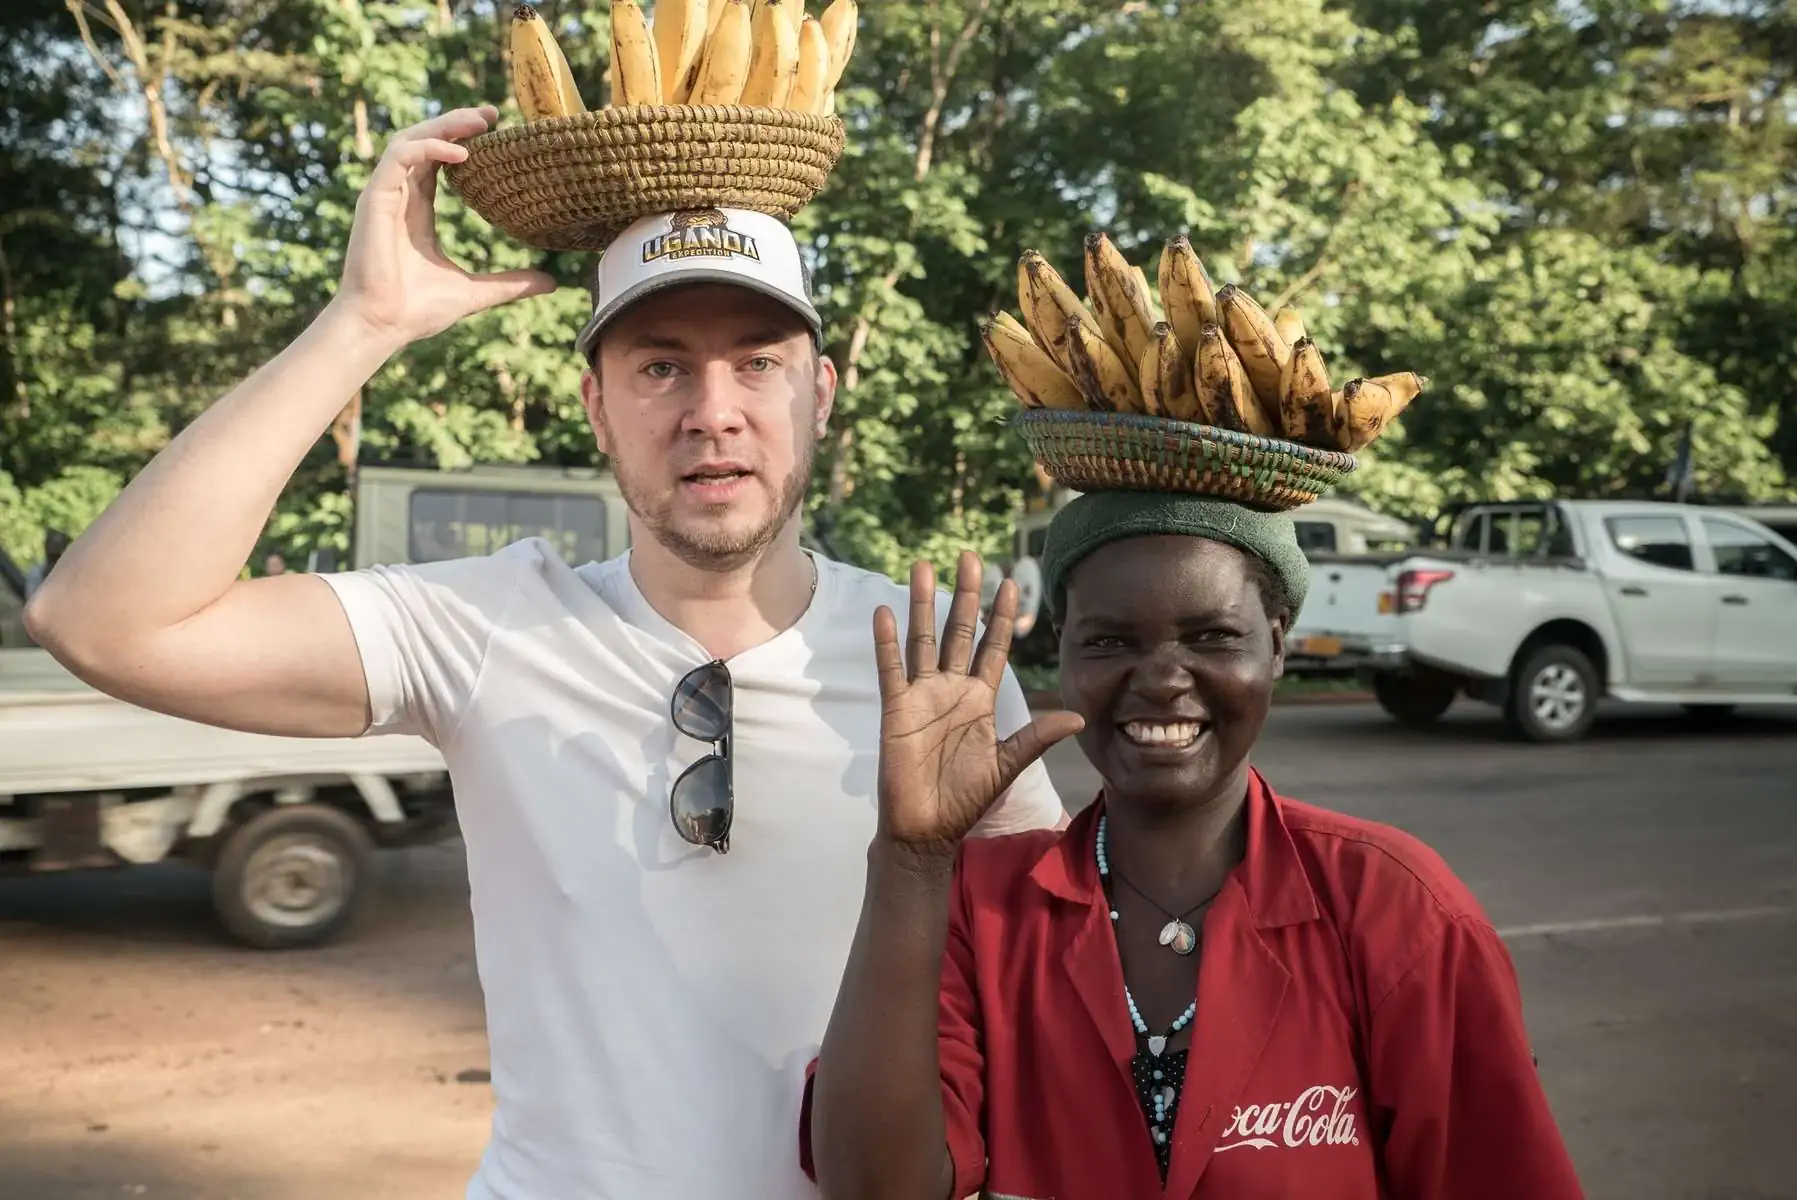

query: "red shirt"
xmin=801 ymin=772 xmax=1584 ymax=1199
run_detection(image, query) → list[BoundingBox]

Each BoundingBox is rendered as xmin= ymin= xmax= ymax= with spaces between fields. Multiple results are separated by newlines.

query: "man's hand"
xmin=872 ymin=552 xmax=1084 ymax=865
xmin=333 ymin=104 xmax=556 ymax=346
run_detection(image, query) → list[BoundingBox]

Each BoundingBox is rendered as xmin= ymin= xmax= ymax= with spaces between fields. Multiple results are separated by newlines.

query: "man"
xmin=24 ymin=105 xmax=1063 ymax=1199
xmin=22 ymin=529 xmax=69 ymax=600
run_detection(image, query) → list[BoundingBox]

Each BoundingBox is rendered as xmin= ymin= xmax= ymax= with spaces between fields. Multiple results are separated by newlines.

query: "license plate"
xmin=1295 ymin=636 xmax=1343 ymax=657
xmin=1377 ymin=592 xmax=1394 ymax=614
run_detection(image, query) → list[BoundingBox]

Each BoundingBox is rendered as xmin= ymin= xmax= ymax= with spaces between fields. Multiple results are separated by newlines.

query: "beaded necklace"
xmin=1098 ymin=814 xmax=1197 ymax=1166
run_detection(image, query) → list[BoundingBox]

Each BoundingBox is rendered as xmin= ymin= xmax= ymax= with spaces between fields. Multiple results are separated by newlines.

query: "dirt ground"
xmin=0 ymin=842 xmax=490 ymax=1199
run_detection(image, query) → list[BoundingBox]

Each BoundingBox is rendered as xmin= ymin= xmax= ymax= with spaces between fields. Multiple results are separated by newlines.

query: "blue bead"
xmin=1153 ymin=1070 xmax=1162 ymax=1080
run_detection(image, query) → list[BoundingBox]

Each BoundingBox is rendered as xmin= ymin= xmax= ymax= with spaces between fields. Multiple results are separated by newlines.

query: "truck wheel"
xmin=1506 ymin=644 xmax=1599 ymax=743
xmin=211 ymin=804 xmax=374 ymax=950
xmin=1373 ymin=672 xmax=1458 ymax=727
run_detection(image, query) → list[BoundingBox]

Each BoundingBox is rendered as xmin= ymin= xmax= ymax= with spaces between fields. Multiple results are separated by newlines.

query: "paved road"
xmin=1 ymin=700 xmax=1793 ymax=1199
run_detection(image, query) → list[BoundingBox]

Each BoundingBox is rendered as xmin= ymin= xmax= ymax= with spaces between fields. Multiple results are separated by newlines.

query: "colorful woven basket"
xmin=1013 ymin=409 xmax=1357 ymax=511
xmin=447 ymin=105 xmax=848 ymax=252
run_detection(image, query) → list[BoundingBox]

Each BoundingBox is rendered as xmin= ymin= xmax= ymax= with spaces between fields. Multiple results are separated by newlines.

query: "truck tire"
xmin=211 ymin=804 xmax=374 ymax=950
xmin=1505 ymin=644 xmax=1599 ymax=744
xmin=1373 ymin=672 xmax=1458 ymax=727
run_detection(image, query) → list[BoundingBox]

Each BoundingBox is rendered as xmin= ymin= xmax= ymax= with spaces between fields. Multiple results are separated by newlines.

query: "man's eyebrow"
xmin=734 ymin=327 xmax=800 ymax=350
xmin=620 ymin=332 xmax=693 ymax=354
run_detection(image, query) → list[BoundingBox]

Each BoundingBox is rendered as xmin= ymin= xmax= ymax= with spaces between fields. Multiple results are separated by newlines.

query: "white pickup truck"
xmin=1361 ymin=499 xmax=1797 ymax=742
xmin=1 ymin=463 xmax=631 ymax=947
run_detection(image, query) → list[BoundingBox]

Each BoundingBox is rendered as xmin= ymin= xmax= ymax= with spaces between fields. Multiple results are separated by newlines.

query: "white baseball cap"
xmin=575 ymin=207 xmax=823 ymax=361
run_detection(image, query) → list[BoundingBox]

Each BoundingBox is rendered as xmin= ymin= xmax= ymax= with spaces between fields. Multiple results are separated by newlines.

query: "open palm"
xmin=874 ymin=553 xmax=1084 ymax=861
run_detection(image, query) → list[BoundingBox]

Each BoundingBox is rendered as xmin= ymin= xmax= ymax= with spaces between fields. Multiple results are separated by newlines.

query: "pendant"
xmin=1158 ymin=918 xmax=1198 ymax=956
xmin=1148 ymin=1035 xmax=1168 ymax=1057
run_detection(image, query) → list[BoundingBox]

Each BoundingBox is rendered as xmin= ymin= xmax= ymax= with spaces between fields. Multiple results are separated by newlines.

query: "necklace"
xmin=1097 ymin=815 xmax=1224 ymax=957
xmin=1097 ymin=815 xmax=1196 ymax=1058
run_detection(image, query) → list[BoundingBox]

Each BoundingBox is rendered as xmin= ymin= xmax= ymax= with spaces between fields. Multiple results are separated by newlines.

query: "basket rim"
xmin=1009 ymin=407 xmax=1360 ymax=474
xmin=460 ymin=104 xmax=848 ymax=150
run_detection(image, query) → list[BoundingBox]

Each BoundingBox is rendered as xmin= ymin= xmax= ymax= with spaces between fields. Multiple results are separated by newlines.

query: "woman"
xmin=804 ymin=491 xmax=1584 ymax=1199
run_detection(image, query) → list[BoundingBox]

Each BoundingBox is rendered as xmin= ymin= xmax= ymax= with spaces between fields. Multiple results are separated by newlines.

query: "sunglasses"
xmin=669 ymin=659 xmax=734 ymax=854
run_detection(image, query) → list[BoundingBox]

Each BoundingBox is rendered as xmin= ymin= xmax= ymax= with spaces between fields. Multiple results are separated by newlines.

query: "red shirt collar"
xmin=1026 ymin=767 xmax=1321 ymax=929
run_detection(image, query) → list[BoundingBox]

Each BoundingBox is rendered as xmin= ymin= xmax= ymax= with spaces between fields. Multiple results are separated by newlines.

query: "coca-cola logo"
xmin=1216 ymin=1084 xmax=1362 ymax=1152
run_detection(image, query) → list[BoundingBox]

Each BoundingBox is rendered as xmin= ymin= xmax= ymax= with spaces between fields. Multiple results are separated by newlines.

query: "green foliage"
xmin=1 ymin=0 xmax=1789 ymax=580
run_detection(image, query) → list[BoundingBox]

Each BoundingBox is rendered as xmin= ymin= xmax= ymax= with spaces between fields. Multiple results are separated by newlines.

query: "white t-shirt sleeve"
xmin=968 ymin=663 xmax=1067 ymax=837
xmin=318 ymin=546 xmax=528 ymax=745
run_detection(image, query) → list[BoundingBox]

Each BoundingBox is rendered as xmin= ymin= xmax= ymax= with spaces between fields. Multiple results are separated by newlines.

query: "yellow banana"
xmin=1065 ymin=313 xmax=1142 ymax=413
xmin=511 ymin=4 xmax=587 ymax=121
xmin=1281 ymin=337 xmax=1336 ymax=446
xmin=785 ymin=0 xmax=806 ymax=38
xmin=689 ymin=0 xmax=754 ymax=104
xmin=1333 ymin=374 xmax=1426 ymax=451
xmin=1366 ymin=371 xmax=1428 ymax=408
xmin=1016 ymin=250 xmax=1093 ymax=376
xmin=742 ymin=0 xmax=801 ymax=107
xmin=610 ymin=0 xmax=663 ymax=107
xmin=655 ymin=0 xmax=710 ymax=104
xmin=1273 ymin=305 xmax=1308 ymax=347
xmin=1157 ymin=237 xmax=1219 ymax=357
xmin=1084 ymin=233 xmax=1157 ymax=387
xmin=708 ymin=0 xmax=729 ymax=36
xmin=982 ymin=313 xmax=1086 ymax=411
xmin=1218 ymin=284 xmax=1292 ymax=412
xmin=1139 ymin=322 xmax=1201 ymax=422
xmin=1132 ymin=266 xmax=1160 ymax=322
xmin=786 ymin=15 xmax=830 ymax=111
xmin=1194 ymin=323 xmax=1277 ymax=437
xmin=819 ymin=0 xmax=857 ymax=93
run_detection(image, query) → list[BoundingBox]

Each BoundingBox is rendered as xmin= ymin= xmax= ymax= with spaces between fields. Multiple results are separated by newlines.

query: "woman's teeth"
xmin=1122 ymin=720 xmax=1202 ymax=748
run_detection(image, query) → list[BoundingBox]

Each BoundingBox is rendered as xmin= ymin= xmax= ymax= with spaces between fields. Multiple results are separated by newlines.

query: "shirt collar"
xmin=1027 ymin=768 xmax=1320 ymax=929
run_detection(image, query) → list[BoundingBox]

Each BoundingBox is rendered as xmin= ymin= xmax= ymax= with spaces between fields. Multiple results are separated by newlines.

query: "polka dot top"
xmin=1131 ymin=1045 xmax=1190 ymax=1181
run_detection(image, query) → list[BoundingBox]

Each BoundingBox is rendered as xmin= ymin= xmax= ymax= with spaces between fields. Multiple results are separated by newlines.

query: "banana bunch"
xmin=982 ymin=232 xmax=1428 ymax=454
xmin=509 ymin=0 xmax=858 ymax=122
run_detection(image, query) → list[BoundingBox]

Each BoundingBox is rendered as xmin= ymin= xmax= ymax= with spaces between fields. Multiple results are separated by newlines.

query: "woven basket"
xmin=1013 ymin=409 xmax=1357 ymax=511
xmin=447 ymin=106 xmax=847 ymax=252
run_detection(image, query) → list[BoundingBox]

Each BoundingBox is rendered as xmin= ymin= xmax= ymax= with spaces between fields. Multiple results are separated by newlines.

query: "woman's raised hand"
xmin=873 ymin=552 xmax=1084 ymax=864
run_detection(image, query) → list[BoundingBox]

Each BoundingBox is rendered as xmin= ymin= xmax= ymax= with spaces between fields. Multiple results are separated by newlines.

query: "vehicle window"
xmin=1702 ymin=519 xmax=1797 ymax=582
xmin=1451 ymin=512 xmax=1488 ymax=551
xmin=410 ymin=489 xmax=607 ymax=565
xmin=1511 ymin=510 xmax=1548 ymax=556
xmin=1293 ymin=521 xmax=1338 ymax=554
xmin=1606 ymin=515 xmax=1694 ymax=572
xmin=1026 ymin=527 xmax=1048 ymax=559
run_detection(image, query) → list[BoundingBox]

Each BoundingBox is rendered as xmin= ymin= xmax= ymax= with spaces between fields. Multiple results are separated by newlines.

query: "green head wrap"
xmin=1041 ymin=492 xmax=1310 ymax=624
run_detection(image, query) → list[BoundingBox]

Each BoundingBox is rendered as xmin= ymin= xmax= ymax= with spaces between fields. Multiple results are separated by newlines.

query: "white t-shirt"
xmin=321 ymin=540 xmax=1063 ymax=1200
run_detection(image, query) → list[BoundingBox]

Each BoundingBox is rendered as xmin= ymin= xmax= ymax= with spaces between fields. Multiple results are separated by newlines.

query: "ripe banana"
xmin=1195 ymin=323 xmax=1277 ymax=437
xmin=1065 ymin=313 xmax=1142 ymax=413
xmin=1333 ymin=374 xmax=1427 ymax=451
xmin=1140 ymin=322 xmax=1202 ymax=422
xmin=819 ymin=0 xmax=857 ymax=93
xmin=1132 ymin=266 xmax=1160 ymax=322
xmin=690 ymin=0 xmax=754 ymax=104
xmin=655 ymin=0 xmax=710 ymax=104
xmin=511 ymin=4 xmax=587 ymax=121
xmin=1017 ymin=250 xmax=1094 ymax=376
xmin=610 ymin=0 xmax=663 ymax=107
xmin=1084 ymin=233 xmax=1157 ymax=387
xmin=982 ymin=313 xmax=1086 ymax=412
xmin=1218 ymin=285 xmax=1292 ymax=411
xmin=1273 ymin=305 xmax=1308 ymax=347
xmin=742 ymin=0 xmax=800 ymax=106
xmin=708 ymin=0 xmax=730 ymax=36
xmin=788 ymin=15 xmax=830 ymax=112
xmin=1281 ymin=337 xmax=1336 ymax=445
xmin=1158 ymin=237 xmax=1219 ymax=357
xmin=785 ymin=0 xmax=806 ymax=38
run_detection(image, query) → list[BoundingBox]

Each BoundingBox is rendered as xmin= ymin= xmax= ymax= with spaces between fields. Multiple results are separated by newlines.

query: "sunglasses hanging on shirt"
xmin=669 ymin=659 xmax=734 ymax=854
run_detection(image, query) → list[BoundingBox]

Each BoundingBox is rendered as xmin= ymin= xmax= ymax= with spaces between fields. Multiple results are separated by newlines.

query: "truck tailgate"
xmin=1288 ymin=556 xmax=1405 ymax=667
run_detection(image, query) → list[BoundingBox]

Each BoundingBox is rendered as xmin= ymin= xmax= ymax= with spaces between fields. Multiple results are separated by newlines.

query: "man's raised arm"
xmin=23 ymin=105 xmax=553 ymax=739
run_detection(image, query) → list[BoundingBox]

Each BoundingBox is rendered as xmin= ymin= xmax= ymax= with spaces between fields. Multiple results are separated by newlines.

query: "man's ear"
xmin=812 ymin=349 xmax=838 ymax=439
xmin=1269 ymin=613 xmax=1290 ymax=682
xmin=580 ymin=366 xmax=610 ymax=457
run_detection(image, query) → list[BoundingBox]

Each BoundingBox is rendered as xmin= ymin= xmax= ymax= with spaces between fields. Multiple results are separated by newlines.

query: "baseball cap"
xmin=575 ymin=207 xmax=823 ymax=361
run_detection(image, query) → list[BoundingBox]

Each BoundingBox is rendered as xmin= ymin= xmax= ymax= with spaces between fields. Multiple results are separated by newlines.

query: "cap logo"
xmin=641 ymin=208 xmax=762 ymax=266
